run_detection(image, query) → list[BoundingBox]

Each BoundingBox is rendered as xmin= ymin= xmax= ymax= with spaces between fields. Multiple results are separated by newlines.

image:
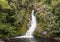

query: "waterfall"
xmin=25 ymin=10 xmax=37 ymax=36
xmin=15 ymin=10 xmax=37 ymax=38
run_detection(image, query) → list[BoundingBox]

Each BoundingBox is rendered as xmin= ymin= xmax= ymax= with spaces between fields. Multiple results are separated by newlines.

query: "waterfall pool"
xmin=5 ymin=38 xmax=60 ymax=42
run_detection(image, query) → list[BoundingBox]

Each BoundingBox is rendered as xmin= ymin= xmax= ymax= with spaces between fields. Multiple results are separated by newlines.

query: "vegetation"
xmin=0 ymin=0 xmax=60 ymax=39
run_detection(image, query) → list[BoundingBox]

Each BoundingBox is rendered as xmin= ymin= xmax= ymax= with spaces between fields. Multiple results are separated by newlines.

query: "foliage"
xmin=0 ymin=0 xmax=60 ymax=39
xmin=34 ymin=0 xmax=60 ymax=38
xmin=0 ymin=0 xmax=29 ymax=39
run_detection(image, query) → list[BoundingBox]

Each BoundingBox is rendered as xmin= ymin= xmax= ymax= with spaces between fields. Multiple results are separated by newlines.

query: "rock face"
xmin=0 ymin=39 xmax=4 ymax=42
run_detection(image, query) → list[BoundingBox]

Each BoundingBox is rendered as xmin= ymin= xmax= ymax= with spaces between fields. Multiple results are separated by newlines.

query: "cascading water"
xmin=16 ymin=10 xmax=37 ymax=38
xmin=25 ymin=10 xmax=37 ymax=36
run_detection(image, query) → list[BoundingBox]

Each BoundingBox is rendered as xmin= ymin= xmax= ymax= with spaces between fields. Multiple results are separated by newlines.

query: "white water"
xmin=15 ymin=10 xmax=37 ymax=38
